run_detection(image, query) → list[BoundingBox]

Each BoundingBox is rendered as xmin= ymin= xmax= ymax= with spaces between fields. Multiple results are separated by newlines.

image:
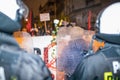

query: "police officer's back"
xmin=0 ymin=0 xmax=52 ymax=80
xmin=72 ymin=2 xmax=120 ymax=80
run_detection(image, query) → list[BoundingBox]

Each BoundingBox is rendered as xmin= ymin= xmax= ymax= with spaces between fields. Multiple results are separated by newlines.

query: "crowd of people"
xmin=0 ymin=0 xmax=120 ymax=80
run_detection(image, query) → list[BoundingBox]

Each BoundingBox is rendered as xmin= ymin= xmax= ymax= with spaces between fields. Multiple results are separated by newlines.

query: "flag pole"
xmin=44 ymin=21 xmax=47 ymax=34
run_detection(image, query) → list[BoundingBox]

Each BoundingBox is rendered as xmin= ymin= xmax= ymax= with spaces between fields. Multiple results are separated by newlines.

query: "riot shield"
xmin=56 ymin=26 xmax=89 ymax=80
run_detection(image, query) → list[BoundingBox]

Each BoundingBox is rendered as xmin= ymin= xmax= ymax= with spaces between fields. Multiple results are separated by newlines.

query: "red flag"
xmin=26 ymin=11 xmax=32 ymax=32
xmin=88 ymin=10 xmax=92 ymax=30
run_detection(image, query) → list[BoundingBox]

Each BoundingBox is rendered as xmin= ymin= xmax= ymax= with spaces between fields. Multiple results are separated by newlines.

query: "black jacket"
xmin=72 ymin=34 xmax=120 ymax=80
xmin=0 ymin=12 xmax=52 ymax=80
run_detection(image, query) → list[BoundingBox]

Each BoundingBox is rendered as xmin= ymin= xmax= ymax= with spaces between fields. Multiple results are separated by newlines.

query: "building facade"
xmin=39 ymin=0 xmax=117 ymax=30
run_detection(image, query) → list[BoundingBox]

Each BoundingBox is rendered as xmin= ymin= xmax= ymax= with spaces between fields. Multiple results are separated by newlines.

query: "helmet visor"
xmin=16 ymin=0 xmax=29 ymax=19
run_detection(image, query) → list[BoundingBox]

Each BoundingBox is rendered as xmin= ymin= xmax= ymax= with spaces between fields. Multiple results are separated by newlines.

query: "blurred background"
xmin=21 ymin=0 xmax=117 ymax=36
